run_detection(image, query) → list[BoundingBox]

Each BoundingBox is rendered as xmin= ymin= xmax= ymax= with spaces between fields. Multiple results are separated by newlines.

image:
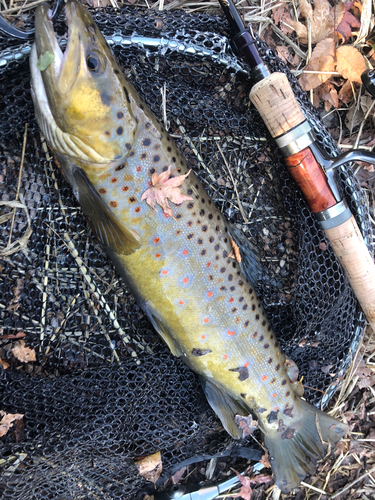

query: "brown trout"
xmin=30 ymin=0 xmax=348 ymax=492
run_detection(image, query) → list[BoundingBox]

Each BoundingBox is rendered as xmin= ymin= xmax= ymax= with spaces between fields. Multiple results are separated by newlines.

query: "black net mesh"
xmin=0 ymin=6 xmax=372 ymax=499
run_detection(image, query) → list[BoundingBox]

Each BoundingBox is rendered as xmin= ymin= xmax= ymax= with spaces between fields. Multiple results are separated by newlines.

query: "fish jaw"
xmin=30 ymin=0 xmax=136 ymax=167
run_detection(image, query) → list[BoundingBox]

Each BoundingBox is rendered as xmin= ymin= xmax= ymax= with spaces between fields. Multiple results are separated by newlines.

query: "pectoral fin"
xmin=200 ymin=377 xmax=251 ymax=439
xmin=73 ymin=168 xmax=141 ymax=255
xmin=146 ymin=301 xmax=181 ymax=357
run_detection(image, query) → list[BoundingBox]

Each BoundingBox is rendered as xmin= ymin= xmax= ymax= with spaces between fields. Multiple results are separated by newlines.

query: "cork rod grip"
xmin=325 ymin=215 xmax=375 ymax=331
xmin=250 ymin=72 xmax=305 ymax=137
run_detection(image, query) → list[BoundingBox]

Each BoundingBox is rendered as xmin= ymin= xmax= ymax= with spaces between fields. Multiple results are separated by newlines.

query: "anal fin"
xmin=146 ymin=301 xmax=181 ymax=357
xmin=73 ymin=168 xmax=141 ymax=255
xmin=201 ymin=377 xmax=251 ymax=439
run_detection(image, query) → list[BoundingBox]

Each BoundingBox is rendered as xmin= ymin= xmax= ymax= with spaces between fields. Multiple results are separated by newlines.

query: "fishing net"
xmin=0 ymin=5 xmax=372 ymax=499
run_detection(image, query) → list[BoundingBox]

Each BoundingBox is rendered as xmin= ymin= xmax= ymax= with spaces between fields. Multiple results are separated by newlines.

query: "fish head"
xmin=30 ymin=0 xmax=136 ymax=167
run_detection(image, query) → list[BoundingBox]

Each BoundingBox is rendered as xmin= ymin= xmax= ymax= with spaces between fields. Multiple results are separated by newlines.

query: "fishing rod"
xmin=218 ymin=0 xmax=375 ymax=333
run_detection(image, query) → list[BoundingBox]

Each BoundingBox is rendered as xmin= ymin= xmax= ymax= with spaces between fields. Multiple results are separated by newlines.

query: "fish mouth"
xmin=34 ymin=0 xmax=90 ymax=93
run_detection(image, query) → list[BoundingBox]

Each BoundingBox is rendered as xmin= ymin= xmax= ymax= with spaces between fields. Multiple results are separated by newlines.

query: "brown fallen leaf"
xmin=336 ymin=1 xmax=361 ymax=42
xmin=135 ymin=451 xmax=162 ymax=484
xmin=228 ymin=237 xmax=241 ymax=263
xmin=260 ymin=452 xmax=271 ymax=468
xmin=289 ymin=0 xmax=345 ymax=45
xmin=320 ymin=82 xmax=339 ymax=111
xmin=6 ymin=278 xmax=24 ymax=312
xmin=272 ymin=5 xmax=294 ymax=35
xmin=0 ymin=410 xmax=24 ymax=437
xmin=0 ymin=331 xmax=26 ymax=340
xmin=232 ymin=469 xmax=252 ymax=500
xmin=299 ymin=38 xmax=336 ymax=91
xmin=11 ymin=340 xmax=36 ymax=363
xmin=0 ymin=358 xmax=10 ymax=370
xmin=339 ymin=79 xmax=354 ymax=103
xmin=141 ymin=166 xmax=193 ymax=221
xmin=235 ymin=415 xmax=258 ymax=437
xmin=336 ymin=45 xmax=367 ymax=83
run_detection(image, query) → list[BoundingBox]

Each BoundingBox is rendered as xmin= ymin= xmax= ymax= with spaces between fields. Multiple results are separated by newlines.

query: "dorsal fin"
xmin=73 ymin=168 xmax=141 ymax=255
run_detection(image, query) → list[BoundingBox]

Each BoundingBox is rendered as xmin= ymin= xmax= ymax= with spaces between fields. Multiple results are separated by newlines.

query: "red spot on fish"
xmin=274 ymin=407 xmax=279 ymax=411
xmin=154 ymin=238 xmax=160 ymax=243
xmin=122 ymin=186 xmax=129 ymax=191
xmin=163 ymin=212 xmax=170 ymax=218
xmin=262 ymin=375 xmax=268 ymax=381
xmin=179 ymin=300 xmax=184 ymax=305
xmin=203 ymin=318 xmax=209 ymax=324
xmin=110 ymin=201 xmax=118 ymax=208
xmin=207 ymin=291 xmax=213 ymax=297
xmin=99 ymin=188 xmax=107 ymax=194
xmin=136 ymin=166 xmax=142 ymax=172
xmin=148 ymin=181 xmax=152 ymax=187
xmin=182 ymin=249 xmax=188 ymax=255
xmin=223 ymin=354 xmax=228 ymax=360
xmin=201 ymin=334 xmax=206 ymax=340
xmin=155 ymin=253 xmax=161 ymax=258
xmin=272 ymin=393 xmax=277 ymax=398
xmin=135 ymin=207 xmax=141 ymax=213
xmin=244 ymin=361 xmax=249 ymax=367
xmin=110 ymin=177 xmax=118 ymax=183
xmin=206 ymin=262 xmax=211 ymax=268
xmin=229 ymin=297 xmax=234 ymax=303
xmin=162 ymin=270 xmax=168 ymax=275
xmin=183 ymin=277 xmax=189 ymax=284
xmin=227 ymin=330 xmax=235 ymax=336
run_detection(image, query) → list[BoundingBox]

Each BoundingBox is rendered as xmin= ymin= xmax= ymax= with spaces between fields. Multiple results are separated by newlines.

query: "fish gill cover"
xmin=0 ymin=4 xmax=372 ymax=500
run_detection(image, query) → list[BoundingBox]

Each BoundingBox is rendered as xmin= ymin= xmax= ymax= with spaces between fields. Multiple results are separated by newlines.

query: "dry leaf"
xmin=11 ymin=340 xmax=36 ymax=363
xmin=232 ymin=470 xmax=252 ymax=500
xmin=339 ymin=79 xmax=354 ymax=103
xmin=0 ymin=331 xmax=26 ymax=340
xmin=272 ymin=6 xmax=293 ymax=35
xmin=141 ymin=166 xmax=193 ymax=221
xmin=336 ymin=2 xmax=361 ymax=42
xmin=235 ymin=415 xmax=258 ymax=437
xmin=336 ymin=45 xmax=367 ymax=83
xmin=135 ymin=451 xmax=162 ymax=484
xmin=299 ymin=38 xmax=336 ymax=91
xmin=0 ymin=358 xmax=10 ymax=370
xmin=289 ymin=0 xmax=345 ymax=45
xmin=229 ymin=237 xmax=241 ymax=263
xmin=260 ymin=452 xmax=271 ymax=468
xmin=321 ymin=82 xmax=339 ymax=110
xmin=360 ymin=94 xmax=375 ymax=116
xmin=6 ymin=278 xmax=24 ymax=312
xmin=0 ymin=410 xmax=24 ymax=437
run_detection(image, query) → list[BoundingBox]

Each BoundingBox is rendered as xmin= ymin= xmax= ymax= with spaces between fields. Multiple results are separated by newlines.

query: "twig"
xmin=300 ymin=482 xmax=327 ymax=495
xmin=8 ymin=123 xmax=27 ymax=247
xmin=270 ymin=20 xmax=307 ymax=60
xmin=0 ymin=0 xmax=45 ymax=15
xmin=330 ymin=466 xmax=375 ymax=498
xmin=0 ymin=196 xmax=32 ymax=256
xmin=216 ymin=142 xmax=249 ymax=224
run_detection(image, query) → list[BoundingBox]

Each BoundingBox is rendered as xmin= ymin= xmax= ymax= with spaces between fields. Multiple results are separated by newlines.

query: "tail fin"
xmin=264 ymin=400 xmax=348 ymax=493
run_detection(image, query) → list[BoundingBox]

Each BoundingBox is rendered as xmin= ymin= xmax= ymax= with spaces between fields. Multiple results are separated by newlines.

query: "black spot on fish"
xmin=141 ymin=153 xmax=147 ymax=159
xmin=143 ymin=138 xmax=151 ymax=147
xmin=172 ymin=157 xmax=176 ymax=163
xmin=267 ymin=410 xmax=279 ymax=424
xmin=208 ymin=214 xmax=213 ymax=220
xmin=114 ymin=69 xmax=119 ymax=74
xmin=243 ymin=320 xmax=249 ymax=328
xmin=283 ymin=406 xmax=294 ymax=418
xmin=123 ymin=87 xmax=131 ymax=103
xmin=117 ymin=111 xmax=124 ymax=119
xmin=149 ymin=168 xmax=155 ymax=174
xmin=187 ymin=203 xmax=194 ymax=210
xmin=202 ymin=225 xmax=208 ymax=232
xmin=197 ymin=238 xmax=203 ymax=245
xmin=230 ymin=286 xmax=235 ymax=292
xmin=140 ymin=104 xmax=144 ymax=110
xmin=220 ymin=267 xmax=226 ymax=273
xmin=209 ymin=236 xmax=214 ymax=243
xmin=129 ymin=151 xmax=135 ymax=157
xmin=267 ymin=357 xmax=273 ymax=364
xmin=116 ymin=127 xmax=124 ymax=136
xmin=228 ymin=274 xmax=233 ymax=281
xmin=259 ymin=335 xmax=264 ymax=341
xmin=262 ymin=320 xmax=267 ymax=327
xmin=129 ymin=197 xmax=136 ymax=203
xmin=192 ymin=348 xmax=212 ymax=357
xmin=264 ymin=343 xmax=269 ymax=349
xmin=187 ymin=233 xmax=194 ymax=240
xmin=285 ymin=391 xmax=290 ymax=397
xmin=229 ymin=366 xmax=249 ymax=381
xmin=258 ymin=407 xmax=267 ymax=414
xmin=240 ymin=393 xmax=247 ymax=399
xmin=275 ymin=364 xmax=280 ymax=371
xmin=105 ymin=131 xmax=110 ymax=136
xmin=281 ymin=426 xmax=295 ymax=440
xmin=255 ymin=314 xmax=260 ymax=321
xmin=281 ymin=379 xmax=287 ymax=386
xmin=115 ymin=164 xmax=126 ymax=171
xmin=214 ymin=245 xmax=220 ymax=251
xmin=175 ymin=214 xmax=182 ymax=220
xmin=200 ymin=250 xmax=206 ymax=256
xmin=153 ymin=155 xmax=160 ymax=163
xmin=145 ymin=122 xmax=151 ymax=129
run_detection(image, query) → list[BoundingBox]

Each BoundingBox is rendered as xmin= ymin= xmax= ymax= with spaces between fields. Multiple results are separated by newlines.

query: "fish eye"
xmin=86 ymin=52 xmax=103 ymax=73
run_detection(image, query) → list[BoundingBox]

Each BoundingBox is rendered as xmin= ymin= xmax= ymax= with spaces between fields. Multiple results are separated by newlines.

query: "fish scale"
xmin=89 ymin=116 xmax=291 ymax=416
xmin=30 ymin=0 xmax=348 ymax=492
